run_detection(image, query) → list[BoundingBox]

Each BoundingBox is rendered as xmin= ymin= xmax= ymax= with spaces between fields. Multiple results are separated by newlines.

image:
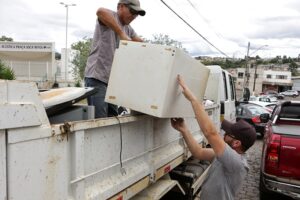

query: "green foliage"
xmin=75 ymin=80 xmax=81 ymax=87
xmin=0 ymin=60 xmax=15 ymax=80
xmin=282 ymin=56 xmax=293 ymax=64
xmin=270 ymin=56 xmax=281 ymax=64
xmin=71 ymin=37 xmax=92 ymax=81
xmin=289 ymin=61 xmax=298 ymax=76
xmin=0 ymin=35 xmax=13 ymax=41
xmin=144 ymin=34 xmax=184 ymax=49
xmin=200 ymin=58 xmax=246 ymax=69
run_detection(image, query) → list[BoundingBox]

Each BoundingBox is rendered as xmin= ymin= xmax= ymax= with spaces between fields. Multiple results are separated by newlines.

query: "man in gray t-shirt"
xmin=171 ymin=75 xmax=256 ymax=200
xmin=84 ymin=0 xmax=145 ymax=118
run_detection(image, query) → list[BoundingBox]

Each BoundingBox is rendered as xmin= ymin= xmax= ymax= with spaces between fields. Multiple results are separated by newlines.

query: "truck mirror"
xmin=260 ymin=113 xmax=270 ymax=123
xmin=243 ymin=88 xmax=250 ymax=101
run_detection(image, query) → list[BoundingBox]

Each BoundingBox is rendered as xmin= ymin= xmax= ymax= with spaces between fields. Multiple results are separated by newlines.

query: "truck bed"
xmin=0 ymin=80 xmax=220 ymax=200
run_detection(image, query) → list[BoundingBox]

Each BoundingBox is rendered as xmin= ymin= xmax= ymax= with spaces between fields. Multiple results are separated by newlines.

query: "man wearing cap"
xmin=84 ymin=0 xmax=145 ymax=118
xmin=171 ymin=75 xmax=256 ymax=200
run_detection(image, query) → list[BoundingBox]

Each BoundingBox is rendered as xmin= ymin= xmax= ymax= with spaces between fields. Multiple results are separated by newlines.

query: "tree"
xmin=0 ymin=60 xmax=15 ymax=80
xmin=0 ymin=36 xmax=13 ymax=41
xmin=282 ymin=55 xmax=293 ymax=64
xmin=144 ymin=34 xmax=184 ymax=49
xmin=270 ymin=56 xmax=280 ymax=64
xmin=71 ymin=37 xmax=92 ymax=81
xmin=289 ymin=61 xmax=298 ymax=76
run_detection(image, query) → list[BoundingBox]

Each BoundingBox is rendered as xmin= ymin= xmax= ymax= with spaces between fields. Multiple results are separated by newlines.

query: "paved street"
xmin=235 ymin=138 xmax=262 ymax=200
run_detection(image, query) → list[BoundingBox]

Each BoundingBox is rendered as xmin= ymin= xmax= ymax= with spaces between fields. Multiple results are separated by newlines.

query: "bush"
xmin=0 ymin=60 xmax=15 ymax=80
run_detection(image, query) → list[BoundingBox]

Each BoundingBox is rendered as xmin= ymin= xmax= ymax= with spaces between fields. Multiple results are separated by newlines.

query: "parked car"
xmin=280 ymin=90 xmax=299 ymax=97
xmin=262 ymin=90 xmax=284 ymax=99
xmin=236 ymin=103 xmax=270 ymax=136
xmin=259 ymin=101 xmax=300 ymax=200
xmin=249 ymin=95 xmax=278 ymax=103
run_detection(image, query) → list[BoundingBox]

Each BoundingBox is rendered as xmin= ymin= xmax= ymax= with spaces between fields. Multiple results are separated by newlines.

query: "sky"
xmin=1 ymin=0 xmax=300 ymax=58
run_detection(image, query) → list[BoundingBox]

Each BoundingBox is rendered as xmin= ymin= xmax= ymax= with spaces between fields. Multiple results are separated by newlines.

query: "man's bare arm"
xmin=96 ymin=8 xmax=131 ymax=40
xmin=178 ymin=75 xmax=226 ymax=157
xmin=132 ymin=36 xmax=143 ymax=42
xmin=171 ymin=118 xmax=215 ymax=162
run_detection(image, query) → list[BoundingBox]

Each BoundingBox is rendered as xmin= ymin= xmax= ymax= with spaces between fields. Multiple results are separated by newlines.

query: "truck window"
xmin=222 ymin=71 xmax=228 ymax=100
xmin=229 ymin=75 xmax=235 ymax=100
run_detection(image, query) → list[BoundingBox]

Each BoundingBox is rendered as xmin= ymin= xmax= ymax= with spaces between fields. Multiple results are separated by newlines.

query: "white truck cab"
xmin=205 ymin=65 xmax=236 ymax=123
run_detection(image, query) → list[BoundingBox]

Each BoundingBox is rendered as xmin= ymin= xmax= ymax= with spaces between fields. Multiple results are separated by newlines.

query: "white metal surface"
xmin=0 ymin=81 xmax=221 ymax=200
xmin=0 ymin=80 xmax=49 ymax=130
xmin=105 ymin=41 xmax=210 ymax=118
xmin=0 ymin=130 xmax=6 ymax=200
xmin=0 ymin=103 xmax=41 ymax=129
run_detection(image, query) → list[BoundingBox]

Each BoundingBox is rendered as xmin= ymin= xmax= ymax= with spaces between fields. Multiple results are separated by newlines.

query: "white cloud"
xmin=0 ymin=0 xmax=299 ymax=58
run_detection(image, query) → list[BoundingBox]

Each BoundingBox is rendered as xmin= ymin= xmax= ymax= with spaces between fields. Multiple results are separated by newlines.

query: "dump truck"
xmin=0 ymin=43 xmax=237 ymax=200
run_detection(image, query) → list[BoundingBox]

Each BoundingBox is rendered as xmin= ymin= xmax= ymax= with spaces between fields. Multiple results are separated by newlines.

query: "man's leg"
xmin=85 ymin=77 xmax=108 ymax=118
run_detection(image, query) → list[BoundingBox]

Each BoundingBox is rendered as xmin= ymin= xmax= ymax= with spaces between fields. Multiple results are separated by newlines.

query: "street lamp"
xmin=250 ymin=45 xmax=268 ymax=57
xmin=60 ymin=2 xmax=76 ymax=82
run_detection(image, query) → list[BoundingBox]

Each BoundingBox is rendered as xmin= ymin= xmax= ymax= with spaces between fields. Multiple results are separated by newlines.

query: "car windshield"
xmin=279 ymin=105 xmax=300 ymax=119
xmin=247 ymin=105 xmax=268 ymax=115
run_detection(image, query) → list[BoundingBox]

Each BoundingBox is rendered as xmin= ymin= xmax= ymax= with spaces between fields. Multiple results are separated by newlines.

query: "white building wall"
xmin=292 ymin=77 xmax=300 ymax=91
xmin=0 ymin=42 xmax=56 ymax=85
xmin=263 ymin=70 xmax=292 ymax=84
xmin=60 ymin=48 xmax=79 ymax=81
xmin=234 ymin=67 xmax=292 ymax=95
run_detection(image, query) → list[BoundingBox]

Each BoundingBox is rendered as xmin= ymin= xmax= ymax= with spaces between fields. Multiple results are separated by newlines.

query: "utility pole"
xmin=242 ymin=42 xmax=250 ymax=94
xmin=242 ymin=43 xmax=268 ymax=97
xmin=253 ymin=63 xmax=258 ymax=92
xmin=251 ymin=45 xmax=268 ymax=95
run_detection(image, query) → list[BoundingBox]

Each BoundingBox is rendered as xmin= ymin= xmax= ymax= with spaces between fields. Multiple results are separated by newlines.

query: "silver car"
xmin=280 ymin=90 xmax=299 ymax=97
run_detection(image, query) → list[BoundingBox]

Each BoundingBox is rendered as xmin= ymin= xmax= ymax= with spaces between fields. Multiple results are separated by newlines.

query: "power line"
xmin=160 ymin=0 xmax=230 ymax=58
xmin=185 ymin=0 xmax=225 ymax=39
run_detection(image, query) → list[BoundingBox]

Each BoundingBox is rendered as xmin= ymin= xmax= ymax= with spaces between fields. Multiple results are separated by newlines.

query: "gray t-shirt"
xmin=84 ymin=11 xmax=137 ymax=84
xmin=200 ymin=144 xmax=249 ymax=200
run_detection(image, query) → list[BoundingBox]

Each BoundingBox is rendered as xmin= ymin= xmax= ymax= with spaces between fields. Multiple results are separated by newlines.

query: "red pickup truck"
xmin=259 ymin=101 xmax=300 ymax=199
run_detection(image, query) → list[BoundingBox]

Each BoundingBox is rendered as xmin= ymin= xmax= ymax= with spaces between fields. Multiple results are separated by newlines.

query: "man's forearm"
xmin=180 ymin=129 xmax=203 ymax=159
xmin=191 ymin=99 xmax=218 ymax=140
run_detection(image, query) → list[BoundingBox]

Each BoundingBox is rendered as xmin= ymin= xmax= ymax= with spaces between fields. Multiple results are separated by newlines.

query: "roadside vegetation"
xmin=0 ymin=60 xmax=15 ymax=80
xmin=199 ymin=55 xmax=299 ymax=75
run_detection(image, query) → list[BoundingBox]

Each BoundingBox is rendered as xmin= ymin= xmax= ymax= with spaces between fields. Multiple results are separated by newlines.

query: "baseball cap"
xmin=221 ymin=119 xmax=256 ymax=151
xmin=119 ymin=0 xmax=146 ymax=16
